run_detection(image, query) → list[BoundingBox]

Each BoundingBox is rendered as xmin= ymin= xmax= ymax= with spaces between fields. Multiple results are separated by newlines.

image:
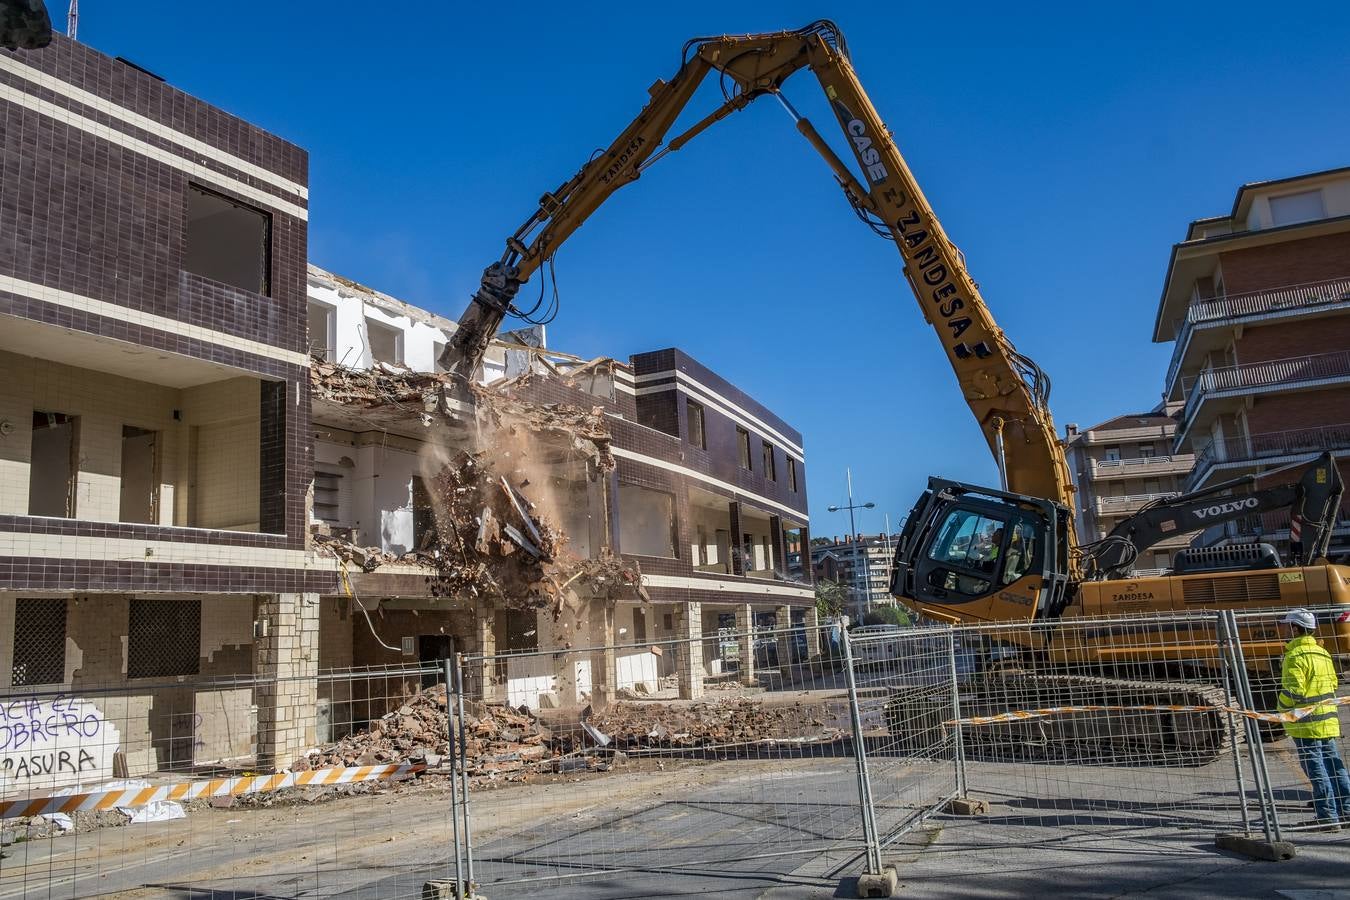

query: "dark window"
xmin=185 ymin=184 xmax=270 ymax=295
xmin=737 ymin=428 xmax=752 ymax=470
xmin=632 ymin=608 xmax=648 ymax=643
xmin=11 ymin=599 xmax=67 ymax=686
xmin=29 ymin=411 xmax=77 ymax=517
xmin=762 ymin=440 xmax=777 ymax=481
xmin=687 ymin=401 xmax=706 ymax=450
xmin=128 ymin=599 xmax=201 ymax=678
xmin=787 ymin=458 xmax=799 ymax=492
xmin=1138 ymin=444 xmax=1156 ymax=459
xmin=618 ymin=484 xmax=678 ymax=558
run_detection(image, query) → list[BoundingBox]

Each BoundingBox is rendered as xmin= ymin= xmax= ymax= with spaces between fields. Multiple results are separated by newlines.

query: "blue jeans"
xmin=1293 ymin=737 xmax=1350 ymax=822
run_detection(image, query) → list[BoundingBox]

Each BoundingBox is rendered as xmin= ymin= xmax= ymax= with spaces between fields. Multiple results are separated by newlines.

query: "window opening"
xmin=185 ymin=184 xmax=270 ymax=295
xmin=737 ymin=428 xmax=751 ymax=470
xmin=127 ymin=599 xmax=201 ymax=678
xmin=29 ymin=411 xmax=77 ymax=517
xmin=687 ymin=401 xmax=706 ymax=450
xmin=762 ymin=440 xmax=776 ymax=481
xmin=119 ymin=425 xmax=157 ymax=524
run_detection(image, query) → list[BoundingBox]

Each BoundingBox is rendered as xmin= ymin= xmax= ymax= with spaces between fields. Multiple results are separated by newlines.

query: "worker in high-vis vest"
xmin=1277 ymin=608 xmax=1349 ymax=829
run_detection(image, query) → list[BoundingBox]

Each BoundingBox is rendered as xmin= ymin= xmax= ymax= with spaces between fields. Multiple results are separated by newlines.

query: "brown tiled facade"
xmin=0 ymin=35 xmax=318 ymax=594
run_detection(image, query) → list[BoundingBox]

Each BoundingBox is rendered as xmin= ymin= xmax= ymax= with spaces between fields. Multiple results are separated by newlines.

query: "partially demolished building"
xmin=0 ymin=35 xmax=812 ymax=787
xmin=305 ymin=268 xmax=816 ymax=709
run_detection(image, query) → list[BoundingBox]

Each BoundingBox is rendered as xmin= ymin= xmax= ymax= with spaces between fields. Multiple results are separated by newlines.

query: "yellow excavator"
xmin=440 ymin=21 xmax=1350 ymax=757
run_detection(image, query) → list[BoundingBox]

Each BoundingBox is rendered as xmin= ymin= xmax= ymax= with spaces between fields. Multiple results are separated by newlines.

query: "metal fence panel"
xmin=457 ymin=625 xmax=881 ymax=892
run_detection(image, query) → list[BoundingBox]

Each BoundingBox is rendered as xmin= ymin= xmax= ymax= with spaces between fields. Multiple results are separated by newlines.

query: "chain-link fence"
xmin=3 ymin=609 xmax=1347 ymax=898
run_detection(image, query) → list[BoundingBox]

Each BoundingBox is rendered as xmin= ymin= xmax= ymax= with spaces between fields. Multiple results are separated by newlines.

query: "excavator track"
xmin=886 ymin=670 xmax=1240 ymax=767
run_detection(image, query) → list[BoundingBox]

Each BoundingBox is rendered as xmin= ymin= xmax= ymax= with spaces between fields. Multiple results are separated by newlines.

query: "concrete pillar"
xmin=587 ymin=601 xmax=617 ymax=711
xmin=254 ymin=593 xmax=319 ymax=772
xmin=774 ymin=604 xmax=794 ymax=671
xmin=474 ymin=602 xmax=496 ymax=700
xmin=769 ymin=516 xmax=785 ymax=577
xmin=675 ymin=601 xmax=705 ymax=700
xmin=735 ymin=603 xmax=756 ymax=685
xmin=728 ymin=502 xmax=744 ymax=576
xmin=804 ymin=605 xmax=822 ymax=658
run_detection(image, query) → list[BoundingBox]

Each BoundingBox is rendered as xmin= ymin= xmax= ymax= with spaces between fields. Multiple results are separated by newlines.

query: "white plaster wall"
xmin=315 ymin=436 xmax=423 ymax=553
xmin=308 ymin=278 xmax=511 ymax=381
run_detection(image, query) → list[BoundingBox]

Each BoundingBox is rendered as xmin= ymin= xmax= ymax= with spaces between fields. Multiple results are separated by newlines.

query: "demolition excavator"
xmin=440 ymin=21 xmax=1350 ymax=761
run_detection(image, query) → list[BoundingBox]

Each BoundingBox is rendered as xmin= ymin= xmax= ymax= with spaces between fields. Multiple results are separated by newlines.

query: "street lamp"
xmin=828 ymin=467 xmax=875 ymax=620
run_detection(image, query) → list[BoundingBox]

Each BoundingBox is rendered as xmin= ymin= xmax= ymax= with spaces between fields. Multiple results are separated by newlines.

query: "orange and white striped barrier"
xmin=947 ymin=696 xmax=1350 ymax=727
xmin=0 ymin=762 xmax=424 ymax=820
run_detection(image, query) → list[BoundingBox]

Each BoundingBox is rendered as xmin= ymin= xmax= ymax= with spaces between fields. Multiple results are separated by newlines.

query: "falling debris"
xmin=309 ymin=357 xmax=646 ymax=614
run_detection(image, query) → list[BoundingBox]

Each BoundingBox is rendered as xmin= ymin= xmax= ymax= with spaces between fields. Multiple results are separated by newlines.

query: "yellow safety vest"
xmin=1278 ymin=635 xmax=1341 ymax=740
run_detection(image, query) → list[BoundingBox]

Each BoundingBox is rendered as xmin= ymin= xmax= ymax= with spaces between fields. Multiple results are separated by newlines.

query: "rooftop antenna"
xmin=66 ymin=0 xmax=75 ymax=39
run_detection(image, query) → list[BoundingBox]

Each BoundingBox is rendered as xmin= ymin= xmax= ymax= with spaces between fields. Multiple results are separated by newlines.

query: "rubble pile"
xmin=590 ymin=698 xmax=843 ymax=750
xmin=297 ymin=686 xmax=603 ymax=782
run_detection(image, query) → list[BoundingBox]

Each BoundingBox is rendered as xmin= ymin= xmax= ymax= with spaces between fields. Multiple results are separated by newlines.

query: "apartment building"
xmin=0 ymin=36 xmax=324 ymax=776
xmin=811 ymin=534 xmax=898 ymax=613
xmin=1154 ymin=166 xmax=1350 ymax=560
xmin=306 ymin=278 xmax=815 ymax=702
xmin=1064 ymin=414 xmax=1195 ymax=574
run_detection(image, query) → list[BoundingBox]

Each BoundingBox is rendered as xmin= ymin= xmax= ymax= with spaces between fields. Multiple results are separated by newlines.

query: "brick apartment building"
xmin=306 ymin=270 xmax=815 ymax=704
xmin=0 ymin=36 xmax=325 ymax=773
xmin=1064 ymin=413 xmax=1195 ymax=574
xmin=1154 ymin=166 xmax=1350 ymax=560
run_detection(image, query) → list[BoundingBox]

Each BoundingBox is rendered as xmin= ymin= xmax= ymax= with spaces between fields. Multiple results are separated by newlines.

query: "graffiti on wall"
xmin=0 ymin=696 xmax=121 ymax=796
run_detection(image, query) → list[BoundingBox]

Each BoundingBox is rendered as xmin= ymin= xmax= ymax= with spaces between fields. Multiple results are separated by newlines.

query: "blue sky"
xmin=75 ymin=2 xmax=1350 ymax=540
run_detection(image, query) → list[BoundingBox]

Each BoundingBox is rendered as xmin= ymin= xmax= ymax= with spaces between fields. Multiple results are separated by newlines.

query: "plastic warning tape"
xmin=947 ymin=696 xmax=1350 ymax=727
xmin=0 ymin=762 xmax=425 ymax=820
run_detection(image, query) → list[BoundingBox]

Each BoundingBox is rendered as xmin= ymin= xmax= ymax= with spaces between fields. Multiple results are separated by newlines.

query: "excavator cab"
xmin=891 ymin=478 xmax=1074 ymax=624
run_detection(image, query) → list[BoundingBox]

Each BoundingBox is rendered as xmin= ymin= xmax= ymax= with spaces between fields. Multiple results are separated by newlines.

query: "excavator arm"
xmin=1087 ymin=451 xmax=1345 ymax=578
xmin=439 ymin=21 xmax=1077 ymax=546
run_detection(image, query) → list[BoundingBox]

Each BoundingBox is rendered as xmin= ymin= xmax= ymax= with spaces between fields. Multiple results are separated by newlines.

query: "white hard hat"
xmin=1280 ymin=608 xmax=1317 ymax=630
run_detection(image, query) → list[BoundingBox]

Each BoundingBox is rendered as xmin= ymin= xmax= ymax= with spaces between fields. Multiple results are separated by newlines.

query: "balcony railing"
xmin=1188 ymin=422 xmax=1350 ymax=490
xmin=1089 ymin=454 xmax=1193 ymax=477
xmin=1181 ymin=350 xmax=1350 ymax=428
xmin=1166 ymin=276 xmax=1350 ymax=392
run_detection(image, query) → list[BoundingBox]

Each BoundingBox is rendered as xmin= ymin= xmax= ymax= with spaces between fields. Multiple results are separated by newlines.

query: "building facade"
xmin=811 ymin=534 xmax=897 ymax=614
xmin=0 ymin=35 xmax=324 ymax=776
xmin=1153 ymin=166 xmax=1350 ymax=560
xmin=1064 ymin=413 xmax=1195 ymax=574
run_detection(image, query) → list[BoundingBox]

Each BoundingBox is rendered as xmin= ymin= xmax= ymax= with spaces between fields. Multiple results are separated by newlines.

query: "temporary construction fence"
xmin=1 ymin=608 xmax=1347 ymax=898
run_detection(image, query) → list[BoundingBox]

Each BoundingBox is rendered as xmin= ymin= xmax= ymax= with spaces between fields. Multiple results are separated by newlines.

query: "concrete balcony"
xmin=1178 ymin=350 xmax=1350 ymax=446
xmin=1186 ymin=422 xmax=1350 ymax=491
xmin=1165 ymin=276 xmax=1350 ymax=396
xmin=1088 ymin=454 xmax=1194 ymax=480
xmin=1094 ymin=492 xmax=1179 ymax=516
xmin=1080 ymin=424 xmax=1175 ymax=444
